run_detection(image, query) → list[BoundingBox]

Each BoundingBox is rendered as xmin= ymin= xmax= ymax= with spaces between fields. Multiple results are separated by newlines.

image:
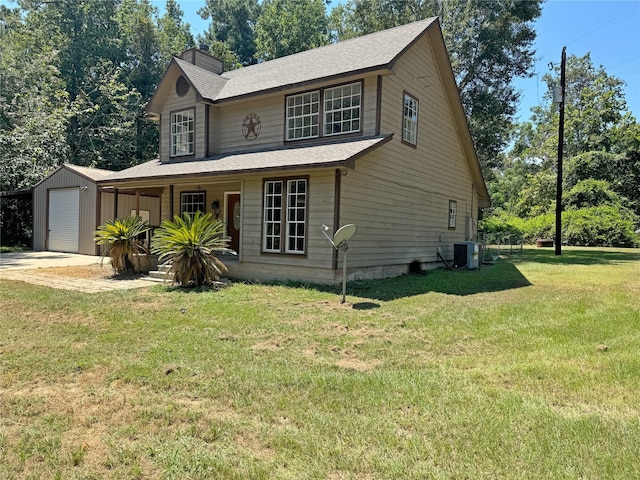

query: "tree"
xmin=511 ymin=53 xmax=640 ymax=214
xmin=564 ymin=179 xmax=625 ymax=211
xmin=329 ymin=0 xmax=542 ymax=174
xmin=0 ymin=5 xmax=72 ymax=191
xmin=198 ymin=0 xmax=261 ymax=65
xmin=255 ymin=0 xmax=329 ymax=61
xmin=156 ymin=0 xmax=196 ymax=67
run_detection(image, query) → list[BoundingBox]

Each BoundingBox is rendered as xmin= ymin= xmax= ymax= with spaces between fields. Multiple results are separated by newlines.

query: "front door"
xmin=226 ymin=194 xmax=241 ymax=254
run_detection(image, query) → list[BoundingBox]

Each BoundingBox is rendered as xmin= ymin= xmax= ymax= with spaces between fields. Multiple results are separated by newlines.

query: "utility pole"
xmin=555 ymin=47 xmax=566 ymax=256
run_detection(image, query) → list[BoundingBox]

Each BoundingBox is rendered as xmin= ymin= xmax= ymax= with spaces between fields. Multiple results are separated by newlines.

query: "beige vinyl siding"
xmin=361 ymin=75 xmax=379 ymax=136
xmin=338 ymin=34 xmax=477 ymax=274
xmin=217 ymin=95 xmax=283 ymax=152
xmin=33 ymin=169 xmax=100 ymax=256
xmin=213 ymin=74 xmax=380 ymax=154
xmin=160 ymin=87 xmax=203 ymax=162
xmin=231 ymin=169 xmax=336 ymax=283
xmin=99 ymin=193 xmax=161 ymax=226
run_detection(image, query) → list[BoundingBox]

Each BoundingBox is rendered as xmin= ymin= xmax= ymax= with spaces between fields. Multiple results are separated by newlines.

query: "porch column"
xmin=169 ymin=185 xmax=174 ymax=219
xmin=114 ymin=188 xmax=119 ymax=219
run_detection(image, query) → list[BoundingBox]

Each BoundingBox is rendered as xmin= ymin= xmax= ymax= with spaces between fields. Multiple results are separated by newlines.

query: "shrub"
xmin=563 ymin=206 xmax=639 ymax=247
xmin=94 ymin=215 xmax=150 ymax=274
xmin=151 ymin=211 xmax=234 ymax=287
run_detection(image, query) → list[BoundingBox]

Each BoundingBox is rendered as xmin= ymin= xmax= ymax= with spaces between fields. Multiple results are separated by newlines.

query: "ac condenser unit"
xmin=453 ymin=242 xmax=480 ymax=269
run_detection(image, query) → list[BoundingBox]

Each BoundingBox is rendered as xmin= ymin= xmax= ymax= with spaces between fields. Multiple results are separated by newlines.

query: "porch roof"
xmin=98 ymin=135 xmax=392 ymax=185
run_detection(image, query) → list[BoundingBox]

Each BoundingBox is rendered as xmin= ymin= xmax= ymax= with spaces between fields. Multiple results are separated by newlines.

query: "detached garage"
xmin=33 ymin=164 xmax=114 ymax=255
xmin=33 ymin=164 xmax=162 ymax=256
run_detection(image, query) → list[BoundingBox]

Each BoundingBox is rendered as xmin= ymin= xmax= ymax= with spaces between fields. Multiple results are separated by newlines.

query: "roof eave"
xmin=426 ymin=21 xmax=491 ymax=208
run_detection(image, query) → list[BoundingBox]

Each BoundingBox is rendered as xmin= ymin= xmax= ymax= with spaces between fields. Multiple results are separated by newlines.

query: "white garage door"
xmin=48 ymin=188 xmax=80 ymax=253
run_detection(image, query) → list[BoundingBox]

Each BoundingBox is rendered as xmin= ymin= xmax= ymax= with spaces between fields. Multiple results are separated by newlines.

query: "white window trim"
xmin=324 ymin=82 xmax=361 ymax=136
xmin=170 ymin=108 xmax=194 ymax=157
xmin=181 ymin=191 xmax=205 ymax=218
xmin=286 ymin=91 xmax=320 ymax=141
xmin=402 ymin=93 xmax=418 ymax=146
xmin=285 ymin=82 xmax=363 ymax=141
xmin=263 ymin=180 xmax=283 ymax=252
xmin=262 ymin=178 xmax=308 ymax=254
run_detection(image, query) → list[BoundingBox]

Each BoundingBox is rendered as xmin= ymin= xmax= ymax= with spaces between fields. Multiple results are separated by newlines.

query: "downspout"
xmin=332 ymin=169 xmax=342 ymax=270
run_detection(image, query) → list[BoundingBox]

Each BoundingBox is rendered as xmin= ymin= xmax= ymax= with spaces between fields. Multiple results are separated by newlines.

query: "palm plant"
xmin=94 ymin=215 xmax=150 ymax=274
xmin=151 ymin=211 xmax=234 ymax=287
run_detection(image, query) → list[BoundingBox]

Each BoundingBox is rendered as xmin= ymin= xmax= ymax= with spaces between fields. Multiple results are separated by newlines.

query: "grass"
xmin=1 ymin=246 xmax=639 ymax=479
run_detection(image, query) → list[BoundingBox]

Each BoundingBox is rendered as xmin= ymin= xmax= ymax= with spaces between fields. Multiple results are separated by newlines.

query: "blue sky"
xmin=157 ymin=0 xmax=640 ymax=121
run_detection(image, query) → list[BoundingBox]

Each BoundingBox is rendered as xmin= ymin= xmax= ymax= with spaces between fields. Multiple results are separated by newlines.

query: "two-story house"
xmin=97 ymin=17 xmax=490 ymax=283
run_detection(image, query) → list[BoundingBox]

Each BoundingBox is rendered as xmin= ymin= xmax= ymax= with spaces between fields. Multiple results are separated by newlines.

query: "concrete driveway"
xmin=0 ymin=251 xmax=153 ymax=292
xmin=0 ymin=251 xmax=101 ymax=271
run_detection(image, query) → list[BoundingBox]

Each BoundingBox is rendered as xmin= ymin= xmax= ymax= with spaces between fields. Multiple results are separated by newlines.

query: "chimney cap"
xmin=199 ymin=44 xmax=210 ymax=53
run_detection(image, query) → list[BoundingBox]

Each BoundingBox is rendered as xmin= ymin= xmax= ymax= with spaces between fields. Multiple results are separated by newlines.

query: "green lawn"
xmin=1 ymin=247 xmax=639 ymax=479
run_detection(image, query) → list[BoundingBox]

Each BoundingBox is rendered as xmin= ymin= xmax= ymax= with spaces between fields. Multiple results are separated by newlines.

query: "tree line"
xmin=1 ymin=0 xmax=637 ymax=247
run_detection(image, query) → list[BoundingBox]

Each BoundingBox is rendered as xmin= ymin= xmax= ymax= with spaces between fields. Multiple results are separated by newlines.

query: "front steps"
xmin=146 ymin=263 xmax=173 ymax=283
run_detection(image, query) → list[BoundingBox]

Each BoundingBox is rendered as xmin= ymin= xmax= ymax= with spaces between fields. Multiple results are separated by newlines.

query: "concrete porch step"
xmin=145 ymin=264 xmax=173 ymax=282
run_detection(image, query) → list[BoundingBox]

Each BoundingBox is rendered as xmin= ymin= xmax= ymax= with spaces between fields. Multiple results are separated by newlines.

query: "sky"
xmin=2 ymin=0 xmax=639 ymax=121
xmin=154 ymin=0 xmax=640 ymax=122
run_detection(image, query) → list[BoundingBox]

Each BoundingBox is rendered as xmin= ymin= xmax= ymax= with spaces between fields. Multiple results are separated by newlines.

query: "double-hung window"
xmin=324 ymin=83 xmax=361 ymax=135
xmin=402 ymin=93 xmax=419 ymax=145
xmin=181 ymin=192 xmax=205 ymax=218
xmin=263 ymin=178 xmax=307 ymax=254
xmin=171 ymin=109 xmax=194 ymax=156
xmin=286 ymin=92 xmax=320 ymax=140
xmin=286 ymin=82 xmax=362 ymax=141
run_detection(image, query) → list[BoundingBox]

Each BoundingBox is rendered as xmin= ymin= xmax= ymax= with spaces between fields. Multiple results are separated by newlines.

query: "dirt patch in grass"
xmin=37 ymin=262 xmax=140 ymax=279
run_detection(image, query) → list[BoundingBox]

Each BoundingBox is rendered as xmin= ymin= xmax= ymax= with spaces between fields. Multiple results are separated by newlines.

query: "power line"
xmin=566 ymin=3 xmax=640 ymax=47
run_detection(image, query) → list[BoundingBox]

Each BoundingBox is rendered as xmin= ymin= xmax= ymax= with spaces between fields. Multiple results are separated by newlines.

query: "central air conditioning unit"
xmin=453 ymin=242 xmax=480 ymax=269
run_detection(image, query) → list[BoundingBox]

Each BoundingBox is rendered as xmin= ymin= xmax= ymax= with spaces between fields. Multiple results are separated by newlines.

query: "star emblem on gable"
xmin=242 ymin=114 xmax=261 ymax=140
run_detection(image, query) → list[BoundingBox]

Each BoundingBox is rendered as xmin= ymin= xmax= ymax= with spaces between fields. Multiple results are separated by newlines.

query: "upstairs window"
xmin=402 ymin=93 xmax=418 ymax=146
xmin=171 ymin=109 xmax=194 ymax=156
xmin=286 ymin=91 xmax=320 ymax=140
xmin=263 ymin=178 xmax=308 ymax=254
xmin=286 ymin=81 xmax=362 ymax=141
xmin=324 ymin=83 xmax=361 ymax=136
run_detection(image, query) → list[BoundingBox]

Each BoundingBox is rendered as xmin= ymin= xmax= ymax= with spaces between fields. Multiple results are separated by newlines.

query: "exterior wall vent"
xmin=175 ymin=75 xmax=190 ymax=97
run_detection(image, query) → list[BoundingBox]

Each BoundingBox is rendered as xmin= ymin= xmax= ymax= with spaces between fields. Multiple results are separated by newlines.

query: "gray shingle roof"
xmin=180 ymin=18 xmax=437 ymax=103
xmin=174 ymin=58 xmax=228 ymax=101
xmin=98 ymin=135 xmax=392 ymax=184
xmin=64 ymin=164 xmax=114 ymax=181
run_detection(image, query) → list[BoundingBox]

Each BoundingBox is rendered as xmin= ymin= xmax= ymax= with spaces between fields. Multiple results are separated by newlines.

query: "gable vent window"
xmin=402 ymin=92 xmax=419 ymax=146
xmin=176 ymin=75 xmax=190 ymax=97
xmin=171 ymin=109 xmax=194 ymax=156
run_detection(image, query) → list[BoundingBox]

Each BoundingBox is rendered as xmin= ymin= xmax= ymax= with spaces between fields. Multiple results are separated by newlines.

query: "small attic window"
xmin=175 ymin=75 xmax=190 ymax=97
